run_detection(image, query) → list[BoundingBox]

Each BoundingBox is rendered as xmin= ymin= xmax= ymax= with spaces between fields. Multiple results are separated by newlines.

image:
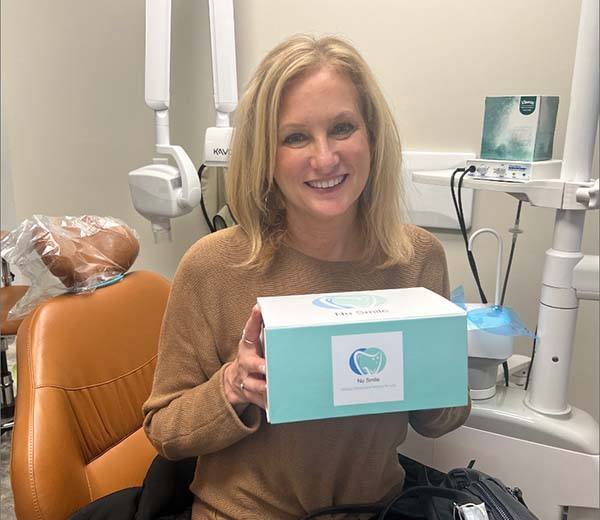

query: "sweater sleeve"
xmin=408 ymin=229 xmax=471 ymax=438
xmin=143 ymin=249 xmax=261 ymax=460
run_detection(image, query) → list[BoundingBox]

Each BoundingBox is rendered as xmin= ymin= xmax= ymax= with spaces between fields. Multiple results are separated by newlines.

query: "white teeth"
xmin=307 ymin=175 xmax=345 ymax=189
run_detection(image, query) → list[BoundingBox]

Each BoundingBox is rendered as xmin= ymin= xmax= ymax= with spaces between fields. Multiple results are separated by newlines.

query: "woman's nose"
xmin=309 ymin=138 xmax=340 ymax=173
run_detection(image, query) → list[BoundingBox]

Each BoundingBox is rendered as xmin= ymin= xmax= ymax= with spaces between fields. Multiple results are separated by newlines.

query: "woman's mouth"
xmin=305 ymin=174 xmax=347 ymax=189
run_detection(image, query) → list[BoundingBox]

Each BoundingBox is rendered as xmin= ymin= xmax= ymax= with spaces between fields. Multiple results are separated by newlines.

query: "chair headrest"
xmin=31 ymin=216 xmax=140 ymax=290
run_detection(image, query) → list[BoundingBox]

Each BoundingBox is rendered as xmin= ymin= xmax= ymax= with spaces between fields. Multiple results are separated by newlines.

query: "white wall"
xmin=1 ymin=0 xmax=598 ymax=420
xmin=1 ymin=97 xmax=17 ymax=232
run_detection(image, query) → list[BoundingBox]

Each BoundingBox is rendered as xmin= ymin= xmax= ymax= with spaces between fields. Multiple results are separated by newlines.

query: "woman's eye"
xmin=283 ymin=133 xmax=307 ymax=146
xmin=332 ymin=122 xmax=356 ymax=137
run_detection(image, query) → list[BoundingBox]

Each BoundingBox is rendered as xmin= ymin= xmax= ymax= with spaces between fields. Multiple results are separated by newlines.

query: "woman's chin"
xmin=296 ymin=203 xmax=359 ymax=225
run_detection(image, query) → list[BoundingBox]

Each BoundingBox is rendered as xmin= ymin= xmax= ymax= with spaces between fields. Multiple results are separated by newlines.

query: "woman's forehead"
xmin=278 ymin=67 xmax=361 ymax=123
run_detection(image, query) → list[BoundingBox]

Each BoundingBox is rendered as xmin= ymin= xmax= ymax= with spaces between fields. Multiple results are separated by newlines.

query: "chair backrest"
xmin=10 ymin=270 xmax=170 ymax=519
xmin=0 ymin=285 xmax=29 ymax=336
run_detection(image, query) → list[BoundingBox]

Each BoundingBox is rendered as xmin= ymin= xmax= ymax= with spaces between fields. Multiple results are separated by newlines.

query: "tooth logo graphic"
xmin=312 ymin=294 xmax=386 ymax=310
xmin=349 ymin=347 xmax=387 ymax=375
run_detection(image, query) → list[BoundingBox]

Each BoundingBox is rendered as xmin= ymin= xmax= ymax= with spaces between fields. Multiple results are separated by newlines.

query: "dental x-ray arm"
xmin=146 ymin=0 xmax=201 ymax=212
xmin=204 ymin=0 xmax=237 ymax=166
xmin=129 ymin=0 xmax=237 ymax=241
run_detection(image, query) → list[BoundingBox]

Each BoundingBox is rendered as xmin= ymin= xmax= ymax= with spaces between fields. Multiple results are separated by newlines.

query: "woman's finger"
xmin=242 ymin=385 xmax=267 ymax=410
xmin=239 ymin=351 xmax=266 ymax=376
xmin=241 ymin=304 xmax=262 ymax=348
xmin=251 ymin=394 xmax=267 ymax=410
xmin=239 ymin=373 xmax=267 ymax=395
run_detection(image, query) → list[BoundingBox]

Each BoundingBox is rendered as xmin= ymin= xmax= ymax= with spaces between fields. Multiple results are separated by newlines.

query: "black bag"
xmin=302 ymin=455 xmax=538 ymax=520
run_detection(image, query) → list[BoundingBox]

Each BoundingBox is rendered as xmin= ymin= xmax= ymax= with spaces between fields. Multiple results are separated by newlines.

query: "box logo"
xmin=349 ymin=347 xmax=387 ymax=375
xmin=519 ymin=96 xmax=537 ymax=115
xmin=312 ymin=294 xmax=386 ymax=310
xmin=332 ymin=331 xmax=404 ymax=406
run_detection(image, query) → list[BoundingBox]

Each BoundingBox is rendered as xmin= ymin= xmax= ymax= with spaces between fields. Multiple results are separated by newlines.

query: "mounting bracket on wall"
xmin=402 ymin=151 xmax=476 ymax=230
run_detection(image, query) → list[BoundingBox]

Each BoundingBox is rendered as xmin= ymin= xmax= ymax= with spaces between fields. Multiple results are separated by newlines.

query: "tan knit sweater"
xmin=143 ymin=225 xmax=470 ymax=520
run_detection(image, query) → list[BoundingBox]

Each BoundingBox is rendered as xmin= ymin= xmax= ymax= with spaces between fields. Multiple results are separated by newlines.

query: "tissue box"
xmin=480 ymin=96 xmax=559 ymax=162
xmin=258 ymin=287 xmax=467 ymax=424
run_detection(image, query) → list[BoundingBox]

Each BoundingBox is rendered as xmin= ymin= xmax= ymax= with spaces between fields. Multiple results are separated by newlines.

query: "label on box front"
xmin=331 ymin=331 xmax=404 ymax=406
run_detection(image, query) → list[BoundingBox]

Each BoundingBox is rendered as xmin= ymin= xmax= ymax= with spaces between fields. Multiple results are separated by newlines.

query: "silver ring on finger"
xmin=240 ymin=381 xmax=246 ymax=391
xmin=241 ymin=329 xmax=256 ymax=345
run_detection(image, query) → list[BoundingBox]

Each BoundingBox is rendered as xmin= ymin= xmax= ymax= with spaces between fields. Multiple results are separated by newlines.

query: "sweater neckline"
xmin=280 ymin=242 xmax=365 ymax=269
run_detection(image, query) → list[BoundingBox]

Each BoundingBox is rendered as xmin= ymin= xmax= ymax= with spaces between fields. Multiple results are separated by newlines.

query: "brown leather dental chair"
xmin=10 ymin=269 xmax=170 ymax=519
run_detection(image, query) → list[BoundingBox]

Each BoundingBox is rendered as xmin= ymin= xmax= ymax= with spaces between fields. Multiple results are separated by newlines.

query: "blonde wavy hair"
xmin=227 ymin=34 xmax=413 ymax=269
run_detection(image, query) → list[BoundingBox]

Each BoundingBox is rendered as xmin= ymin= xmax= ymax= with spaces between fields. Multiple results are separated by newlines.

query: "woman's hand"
xmin=224 ymin=304 xmax=267 ymax=411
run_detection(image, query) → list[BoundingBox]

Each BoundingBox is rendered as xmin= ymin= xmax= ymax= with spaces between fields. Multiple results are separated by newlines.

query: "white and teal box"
xmin=258 ymin=287 xmax=467 ymax=424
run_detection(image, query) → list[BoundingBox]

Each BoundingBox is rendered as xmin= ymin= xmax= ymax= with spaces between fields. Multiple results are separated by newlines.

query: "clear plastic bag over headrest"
xmin=0 ymin=215 xmax=140 ymax=320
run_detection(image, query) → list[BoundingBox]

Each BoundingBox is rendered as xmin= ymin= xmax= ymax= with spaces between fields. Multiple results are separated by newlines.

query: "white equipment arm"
xmin=209 ymin=0 xmax=238 ymax=127
xmin=145 ymin=0 xmax=170 ymax=114
xmin=204 ymin=0 xmax=237 ymax=166
xmin=129 ymin=0 xmax=237 ymax=240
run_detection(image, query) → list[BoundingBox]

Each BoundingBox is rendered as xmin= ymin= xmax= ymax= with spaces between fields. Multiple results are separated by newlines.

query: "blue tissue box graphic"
xmin=258 ymin=288 xmax=467 ymax=424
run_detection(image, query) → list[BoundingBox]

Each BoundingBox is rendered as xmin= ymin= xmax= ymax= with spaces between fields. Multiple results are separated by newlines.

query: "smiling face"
xmin=273 ymin=66 xmax=371 ymax=231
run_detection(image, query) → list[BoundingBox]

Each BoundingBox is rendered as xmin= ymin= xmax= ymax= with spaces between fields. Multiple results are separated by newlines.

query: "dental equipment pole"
xmin=524 ymin=0 xmax=599 ymax=415
xmin=128 ymin=0 xmax=237 ymax=240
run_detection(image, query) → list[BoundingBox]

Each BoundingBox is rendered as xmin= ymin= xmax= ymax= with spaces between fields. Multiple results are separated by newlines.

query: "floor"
xmin=1 ymin=430 xmax=15 ymax=519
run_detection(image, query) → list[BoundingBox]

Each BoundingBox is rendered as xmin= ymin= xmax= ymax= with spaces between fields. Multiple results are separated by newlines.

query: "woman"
xmin=143 ymin=35 xmax=470 ymax=519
